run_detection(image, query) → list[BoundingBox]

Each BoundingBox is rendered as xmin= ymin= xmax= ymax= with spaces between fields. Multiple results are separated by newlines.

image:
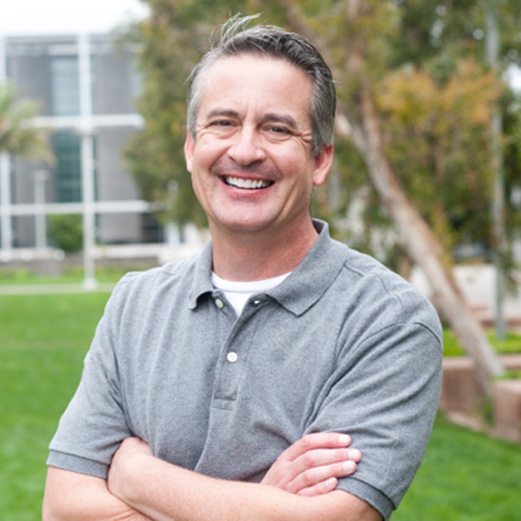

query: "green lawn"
xmin=1 ymin=292 xmax=520 ymax=520
xmin=0 ymin=292 xmax=109 ymax=519
xmin=0 ymin=265 xmax=150 ymax=285
xmin=443 ymin=328 xmax=521 ymax=357
xmin=394 ymin=415 xmax=521 ymax=521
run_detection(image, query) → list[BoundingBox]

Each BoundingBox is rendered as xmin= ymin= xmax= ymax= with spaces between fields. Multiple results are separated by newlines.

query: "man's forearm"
xmin=110 ymin=453 xmax=380 ymax=521
xmin=43 ymin=467 xmax=153 ymax=521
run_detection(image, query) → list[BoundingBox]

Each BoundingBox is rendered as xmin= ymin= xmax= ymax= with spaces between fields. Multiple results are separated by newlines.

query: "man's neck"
xmin=210 ymin=219 xmax=319 ymax=281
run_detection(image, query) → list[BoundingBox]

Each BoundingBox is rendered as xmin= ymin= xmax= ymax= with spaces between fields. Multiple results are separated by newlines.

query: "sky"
xmin=0 ymin=0 xmax=149 ymax=35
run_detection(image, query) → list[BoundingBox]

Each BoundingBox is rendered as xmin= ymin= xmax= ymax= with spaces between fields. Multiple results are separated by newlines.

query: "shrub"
xmin=48 ymin=214 xmax=83 ymax=253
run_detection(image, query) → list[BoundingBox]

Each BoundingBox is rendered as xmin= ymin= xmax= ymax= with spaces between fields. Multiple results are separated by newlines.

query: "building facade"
xmin=0 ymin=32 xmax=164 ymax=261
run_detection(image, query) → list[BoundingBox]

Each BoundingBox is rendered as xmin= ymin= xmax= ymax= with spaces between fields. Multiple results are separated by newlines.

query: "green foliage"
xmin=498 ymin=369 xmax=521 ymax=380
xmin=0 ymin=83 xmax=54 ymax=163
xmin=47 ymin=214 xmax=83 ymax=253
xmin=290 ymin=1 xmax=521 ymax=264
xmin=126 ymin=1 xmax=521 ymax=266
xmin=376 ymin=59 xmax=503 ymax=253
xmin=504 ymin=93 xmax=521 ymax=237
xmin=125 ymin=0 xmax=247 ymax=226
xmin=443 ymin=328 xmax=521 ymax=356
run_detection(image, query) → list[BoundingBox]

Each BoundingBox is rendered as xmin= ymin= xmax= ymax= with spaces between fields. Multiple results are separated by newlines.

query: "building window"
xmin=51 ymin=57 xmax=80 ymax=116
xmin=52 ymin=132 xmax=82 ymax=202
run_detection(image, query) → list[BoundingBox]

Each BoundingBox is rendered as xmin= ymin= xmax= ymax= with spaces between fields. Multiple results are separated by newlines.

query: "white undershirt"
xmin=211 ymin=271 xmax=291 ymax=316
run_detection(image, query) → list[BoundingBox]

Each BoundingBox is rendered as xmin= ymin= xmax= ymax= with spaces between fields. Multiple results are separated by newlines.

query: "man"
xmin=43 ymin=15 xmax=442 ymax=521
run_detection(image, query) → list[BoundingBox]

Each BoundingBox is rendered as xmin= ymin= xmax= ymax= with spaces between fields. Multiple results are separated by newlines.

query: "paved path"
xmin=0 ymin=283 xmax=115 ymax=295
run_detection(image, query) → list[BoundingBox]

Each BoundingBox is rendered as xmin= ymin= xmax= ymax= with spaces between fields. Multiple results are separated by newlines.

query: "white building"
xmin=0 ymin=32 xmax=167 ymax=263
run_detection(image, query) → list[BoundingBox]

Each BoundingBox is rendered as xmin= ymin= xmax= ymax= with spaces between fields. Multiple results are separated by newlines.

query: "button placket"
xmin=211 ymin=308 xmax=256 ymax=405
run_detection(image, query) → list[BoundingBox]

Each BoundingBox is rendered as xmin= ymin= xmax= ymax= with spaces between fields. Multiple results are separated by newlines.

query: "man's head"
xmin=187 ymin=15 xmax=336 ymax=157
xmin=184 ymin=16 xmax=335 ymax=241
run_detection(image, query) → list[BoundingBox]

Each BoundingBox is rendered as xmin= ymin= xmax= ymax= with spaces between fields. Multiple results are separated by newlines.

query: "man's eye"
xmin=267 ymin=126 xmax=292 ymax=135
xmin=209 ymin=120 xmax=233 ymax=127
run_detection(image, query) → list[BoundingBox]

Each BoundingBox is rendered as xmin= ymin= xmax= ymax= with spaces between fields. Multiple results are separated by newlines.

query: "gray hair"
xmin=186 ymin=15 xmax=336 ymax=156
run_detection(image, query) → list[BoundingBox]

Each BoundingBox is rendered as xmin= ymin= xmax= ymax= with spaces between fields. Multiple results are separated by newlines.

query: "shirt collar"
xmin=188 ymin=242 xmax=214 ymax=310
xmin=265 ymin=220 xmax=349 ymax=316
xmin=188 ymin=220 xmax=348 ymax=315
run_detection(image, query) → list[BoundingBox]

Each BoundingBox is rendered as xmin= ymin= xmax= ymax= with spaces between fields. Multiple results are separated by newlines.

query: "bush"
xmin=48 ymin=214 xmax=83 ymax=253
xmin=443 ymin=329 xmax=521 ymax=357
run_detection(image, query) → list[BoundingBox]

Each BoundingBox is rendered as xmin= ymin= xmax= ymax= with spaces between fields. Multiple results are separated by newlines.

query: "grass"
xmin=443 ymin=328 xmax=521 ymax=357
xmin=0 ymin=265 xmax=150 ymax=285
xmin=1 ymin=292 xmax=520 ymax=520
xmin=0 ymin=292 xmax=110 ymax=519
xmin=394 ymin=415 xmax=521 ymax=521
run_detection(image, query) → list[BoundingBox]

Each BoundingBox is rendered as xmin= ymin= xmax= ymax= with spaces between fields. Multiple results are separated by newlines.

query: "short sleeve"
xmin=306 ymin=319 xmax=442 ymax=520
xmin=47 ymin=277 xmax=135 ymax=479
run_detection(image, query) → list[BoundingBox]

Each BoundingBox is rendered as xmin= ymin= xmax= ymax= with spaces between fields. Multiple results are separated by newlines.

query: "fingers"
xmin=297 ymin=477 xmax=338 ymax=497
xmin=287 ymin=458 xmax=358 ymax=495
xmin=291 ymin=447 xmax=362 ymax=475
xmin=282 ymin=432 xmax=353 ymax=461
xmin=261 ymin=432 xmax=362 ymax=496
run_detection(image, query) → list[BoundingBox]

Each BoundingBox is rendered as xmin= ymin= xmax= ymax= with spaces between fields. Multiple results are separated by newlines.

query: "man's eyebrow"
xmin=203 ymin=109 xmax=301 ymax=130
xmin=261 ymin=113 xmax=299 ymax=129
xmin=205 ymin=109 xmax=240 ymax=120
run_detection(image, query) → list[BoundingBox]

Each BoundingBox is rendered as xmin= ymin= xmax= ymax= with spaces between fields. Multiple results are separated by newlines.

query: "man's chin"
xmin=211 ymin=215 xmax=276 ymax=236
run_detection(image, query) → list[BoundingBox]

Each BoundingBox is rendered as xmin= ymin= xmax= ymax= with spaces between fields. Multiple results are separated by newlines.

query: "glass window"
xmin=51 ymin=57 xmax=80 ymax=116
xmin=52 ymin=132 xmax=82 ymax=202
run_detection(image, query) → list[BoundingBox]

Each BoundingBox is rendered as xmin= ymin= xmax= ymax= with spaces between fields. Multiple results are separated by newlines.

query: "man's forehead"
xmin=200 ymin=53 xmax=309 ymax=88
xmin=197 ymin=55 xmax=312 ymax=122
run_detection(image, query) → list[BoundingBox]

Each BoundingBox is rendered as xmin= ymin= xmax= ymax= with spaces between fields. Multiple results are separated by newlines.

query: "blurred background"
xmin=1 ymin=1 xmax=520 ymax=520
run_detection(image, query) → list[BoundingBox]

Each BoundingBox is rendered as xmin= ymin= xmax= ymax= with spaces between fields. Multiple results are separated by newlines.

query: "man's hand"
xmin=108 ymin=434 xmax=361 ymax=502
xmin=105 ymin=435 xmax=376 ymax=521
xmin=261 ymin=432 xmax=361 ymax=496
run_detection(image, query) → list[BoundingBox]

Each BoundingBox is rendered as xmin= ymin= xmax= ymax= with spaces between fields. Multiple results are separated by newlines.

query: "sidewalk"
xmin=0 ymin=283 xmax=115 ymax=295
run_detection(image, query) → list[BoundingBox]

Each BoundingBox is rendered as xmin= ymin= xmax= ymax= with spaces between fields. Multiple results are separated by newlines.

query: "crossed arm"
xmin=43 ymin=433 xmax=381 ymax=521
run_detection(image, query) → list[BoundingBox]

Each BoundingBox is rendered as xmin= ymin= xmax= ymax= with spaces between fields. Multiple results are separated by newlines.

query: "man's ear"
xmin=312 ymin=144 xmax=334 ymax=186
xmin=184 ymin=130 xmax=195 ymax=173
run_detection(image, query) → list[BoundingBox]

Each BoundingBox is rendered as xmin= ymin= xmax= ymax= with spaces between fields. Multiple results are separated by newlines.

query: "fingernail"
xmin=348 ymin=449 xmax=362 ymax=461
xmin=343 ymin=460 xmax=356 ymax=472
xmin=325 ymin=477 xmax=337 ymax=487
xmin=339 ymin=434 xmax=350 ymax=445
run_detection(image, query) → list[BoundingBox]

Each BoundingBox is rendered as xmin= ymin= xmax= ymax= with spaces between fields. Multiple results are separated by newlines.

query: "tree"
xmin=126 ymin=0 xmax=245 ymax=229
xmin=0 ymin=83 xmax=52 ymax=162
xmin=270 ymin=0 xmax=506 ymax=393
xmin=128 ymin=0 xmax=521 ymax=393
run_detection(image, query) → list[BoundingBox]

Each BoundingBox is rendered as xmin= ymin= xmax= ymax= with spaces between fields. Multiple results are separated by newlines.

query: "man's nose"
xmin=227 ymin=127 xmax=266 ymax=165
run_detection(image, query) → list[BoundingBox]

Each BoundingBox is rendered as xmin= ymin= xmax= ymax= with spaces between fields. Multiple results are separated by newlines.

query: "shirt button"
xmin=226 ymin=351 xmax=238 ymax=363
xmin=215 ymin=298 xmax=224 ymax=309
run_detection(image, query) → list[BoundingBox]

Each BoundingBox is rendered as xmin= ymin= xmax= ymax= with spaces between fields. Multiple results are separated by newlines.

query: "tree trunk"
xmin=342 ymin=80 xmax=504 ymax=395
xmin=280 ymin=0 xmax=505 ymax=396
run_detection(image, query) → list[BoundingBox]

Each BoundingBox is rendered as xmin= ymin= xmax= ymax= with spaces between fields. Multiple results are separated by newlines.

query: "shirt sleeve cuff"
xmin=339 ymin=477 xmax=395 ymax=520
xmin=47 ymin=450 xmax=109 ymax=480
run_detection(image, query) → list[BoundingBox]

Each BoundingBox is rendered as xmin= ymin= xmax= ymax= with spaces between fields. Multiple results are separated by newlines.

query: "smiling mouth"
xmin=222 ymin=176 xmax=273 ymax=190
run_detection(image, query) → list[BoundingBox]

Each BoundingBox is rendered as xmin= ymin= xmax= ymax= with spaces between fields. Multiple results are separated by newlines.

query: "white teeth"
xmin=224 ymin=177 xmax=271 ymax=189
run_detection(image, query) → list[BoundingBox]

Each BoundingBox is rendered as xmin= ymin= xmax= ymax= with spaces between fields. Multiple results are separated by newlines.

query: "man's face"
xmin=184 ymin=54 xmax=333 ymax=238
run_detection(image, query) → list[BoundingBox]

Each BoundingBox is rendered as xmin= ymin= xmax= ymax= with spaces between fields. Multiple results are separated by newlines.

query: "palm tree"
xmin=0 ymin=83 xmax=53 ymax=162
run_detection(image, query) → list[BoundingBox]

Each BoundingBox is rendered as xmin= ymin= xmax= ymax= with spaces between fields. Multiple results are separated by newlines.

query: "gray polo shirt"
xmin=48 ymin=220 xmax=442 ymax=520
